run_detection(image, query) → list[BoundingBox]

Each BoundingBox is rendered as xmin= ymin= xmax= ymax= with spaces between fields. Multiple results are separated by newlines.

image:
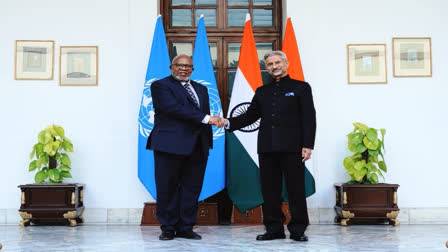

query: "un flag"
xmin=137 ymin=16 xmax=171 ymax=200
xmin=191 ymin=16 xmax=226 ymax=200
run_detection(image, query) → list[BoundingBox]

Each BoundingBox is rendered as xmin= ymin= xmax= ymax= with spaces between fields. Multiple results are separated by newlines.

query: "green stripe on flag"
xmin=304 ymin=166 xmax=316 ymax=197
xmin=226 ymin=132 xmax=263 ymax=212
xmin=281 ymin=166 xmax=316 ymax=201
xmin=227 ymin=130 xmax=316 ymax=210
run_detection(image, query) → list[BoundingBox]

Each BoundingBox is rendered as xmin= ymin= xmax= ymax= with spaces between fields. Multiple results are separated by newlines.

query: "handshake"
xmin=208 ymin=116 xmax=228 ymax=128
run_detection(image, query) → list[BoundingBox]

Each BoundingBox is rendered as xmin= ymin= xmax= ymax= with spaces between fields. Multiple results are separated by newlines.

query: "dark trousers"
xmin=154 ymin=142 xmax=207 ymax=232
xmin=259 ymin=152 xmax=309 ymax=234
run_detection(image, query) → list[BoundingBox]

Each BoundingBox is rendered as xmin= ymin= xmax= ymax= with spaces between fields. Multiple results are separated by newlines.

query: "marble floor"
xmin=0 ymin=224 xmax=447 ymax=252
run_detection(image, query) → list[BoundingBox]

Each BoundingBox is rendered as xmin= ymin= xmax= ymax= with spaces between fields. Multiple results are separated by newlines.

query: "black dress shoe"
xmin=290 ymin=233 xmax=308 ymax=242
xmin=256 ymin=231 xmax=286 ymax=241
xmin=175 ymin=230 xmax=202 ymax=240
xmin=159 ymin=230 xmax=175 ymax=240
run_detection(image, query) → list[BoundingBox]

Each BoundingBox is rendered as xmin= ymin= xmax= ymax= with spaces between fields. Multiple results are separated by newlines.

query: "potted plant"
xmin=18 ymin=125 xmax=85 ymax=227
xmin=29 ymin=125 xmax=73 ymax=183
xmin=343 ymin=122 xmax=387 ymax=184
xmin=334 ymin=122 xmax=399 ymax=226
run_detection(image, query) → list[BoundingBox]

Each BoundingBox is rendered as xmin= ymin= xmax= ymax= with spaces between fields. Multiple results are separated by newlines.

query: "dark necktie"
xmin=183 ymin=82 xmax=200 ymax=108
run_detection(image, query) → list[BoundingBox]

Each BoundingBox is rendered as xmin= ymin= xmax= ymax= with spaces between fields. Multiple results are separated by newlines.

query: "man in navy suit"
xmin=146 ymin=54 xmax=224 ymax=240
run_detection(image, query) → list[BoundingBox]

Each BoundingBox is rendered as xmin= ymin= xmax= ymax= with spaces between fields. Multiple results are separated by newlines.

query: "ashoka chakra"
xmin=230 ymin=102 xmax=260 ymax=133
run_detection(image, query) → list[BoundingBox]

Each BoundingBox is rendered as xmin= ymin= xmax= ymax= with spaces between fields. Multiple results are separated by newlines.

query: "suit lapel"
xmin=170 ymin=77 xmax=201 ymax=109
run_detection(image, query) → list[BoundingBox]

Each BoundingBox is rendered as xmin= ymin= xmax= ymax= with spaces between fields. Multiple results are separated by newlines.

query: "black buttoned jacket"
xmin=228 ymin=75 xmax=316 ymax=153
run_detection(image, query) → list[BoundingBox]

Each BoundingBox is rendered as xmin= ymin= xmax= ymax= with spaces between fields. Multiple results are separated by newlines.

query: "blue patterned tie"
xmin=183 ymin=82 xmax=200 ymax=108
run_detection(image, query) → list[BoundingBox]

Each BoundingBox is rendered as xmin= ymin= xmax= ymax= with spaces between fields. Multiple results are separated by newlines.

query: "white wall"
xmin=0 ymin=0 xmax=447 ymax=212
xmin=286 ymin=0 xmax=448 ymax=208
xmin=0 ymin=0 xmax=157 ymax=209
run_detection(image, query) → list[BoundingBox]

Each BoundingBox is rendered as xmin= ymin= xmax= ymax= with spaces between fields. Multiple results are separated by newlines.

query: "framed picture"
xmin=60 ymin=46 xmax=98 ymax=86
xmin=392 ymin=37 xmax=432 ymax=77
xmin=15 ymin=40 xmax=55 ymax=80
xmin=347 ymin=44 xmax=387 ymax=84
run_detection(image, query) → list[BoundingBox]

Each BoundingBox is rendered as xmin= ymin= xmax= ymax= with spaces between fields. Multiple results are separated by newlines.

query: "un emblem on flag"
xmin=138 ymin=78 xmax=158 ymax=138
xmin=230 ymin=102 xmax=260 ymax=132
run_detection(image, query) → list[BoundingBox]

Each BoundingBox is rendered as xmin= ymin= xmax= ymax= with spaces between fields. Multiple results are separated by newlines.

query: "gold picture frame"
xmin=59 ymin=46 xmax=98 ymax=86
xmin=15 ymin=40 xmax=55 ymax=80
xmin=392 ymin=37 xmax=432 ymax=77
xmin=347 ymin=44 xmax=387 ymax=84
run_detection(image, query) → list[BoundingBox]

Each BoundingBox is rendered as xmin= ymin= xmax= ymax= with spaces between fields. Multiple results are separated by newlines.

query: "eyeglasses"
xmin=173 ymin=64 xmax=194 ymax=70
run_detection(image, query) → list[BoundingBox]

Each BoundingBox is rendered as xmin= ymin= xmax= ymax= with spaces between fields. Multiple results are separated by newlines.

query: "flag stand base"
xmin=230 ymin=203 xmax=291 ymax=225
xmin=141 ymin=202 xmax=219 ymax=225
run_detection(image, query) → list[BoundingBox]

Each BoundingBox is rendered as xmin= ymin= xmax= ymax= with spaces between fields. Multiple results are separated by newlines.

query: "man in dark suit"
xmin=226 ymin=50 xmax=316 ymax=242
xmin=146 ymin=54 xmax=223 ymax=240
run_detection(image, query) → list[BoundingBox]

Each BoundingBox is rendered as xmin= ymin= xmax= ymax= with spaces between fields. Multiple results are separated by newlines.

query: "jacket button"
xmin=272 ymin=125 xmax=275 ymax=128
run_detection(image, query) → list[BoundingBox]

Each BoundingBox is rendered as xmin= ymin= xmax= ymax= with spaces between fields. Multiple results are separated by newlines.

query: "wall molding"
xmin=2 ymin=208 xmax=448 ymax=225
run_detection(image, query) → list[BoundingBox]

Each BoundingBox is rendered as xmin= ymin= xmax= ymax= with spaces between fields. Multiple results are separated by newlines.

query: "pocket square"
xmin=284 ymin=92 xmax=295 ymax=96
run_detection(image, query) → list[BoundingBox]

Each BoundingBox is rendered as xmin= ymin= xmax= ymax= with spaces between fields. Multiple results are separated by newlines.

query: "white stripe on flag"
xmin=227 ymin=68 xmax=259 ymax=166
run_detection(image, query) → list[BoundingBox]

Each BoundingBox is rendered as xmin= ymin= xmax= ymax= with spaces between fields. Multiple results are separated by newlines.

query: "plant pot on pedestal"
xmin=334 ymin=183 xmax=399 ymax=226
xmin=19 ymin=125 xmax=85 ymax=227
xmin=18 ymin=183 xmax=85 ymax=227
xmin=335 ymin=123 xmax=399 ymax=226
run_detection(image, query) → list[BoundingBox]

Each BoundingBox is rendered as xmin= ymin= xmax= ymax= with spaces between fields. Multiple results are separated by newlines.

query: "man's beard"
xmin=269 ymin=68 xmax=284 ymax=77
xmin=172 ymin=73 xmax=190 ymax=82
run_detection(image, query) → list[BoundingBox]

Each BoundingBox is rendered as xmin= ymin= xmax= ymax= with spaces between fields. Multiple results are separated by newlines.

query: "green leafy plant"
xmin=29 ymin=125 xmax=74 ymax=183
xmin=343 ymin=122 xmax=387 ymax=184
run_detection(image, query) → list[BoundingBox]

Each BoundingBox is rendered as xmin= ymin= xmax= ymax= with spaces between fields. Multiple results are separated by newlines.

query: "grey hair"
xmin=171 ymin=54 xmax=192 ymax=64
xmin=263 ymin=50 xmax=288 ymax=62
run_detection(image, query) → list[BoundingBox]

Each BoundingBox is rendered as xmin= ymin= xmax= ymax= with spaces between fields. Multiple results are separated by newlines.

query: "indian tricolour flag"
xmin=226 ymin=14 xmax=264 ymax=212
xmin=282 ymin=17 xmax=316 ymax=197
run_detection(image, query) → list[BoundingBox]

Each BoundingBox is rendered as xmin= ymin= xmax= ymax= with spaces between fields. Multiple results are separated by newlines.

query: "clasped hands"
xmin=209 ymin=116 xmax=228 ymax=128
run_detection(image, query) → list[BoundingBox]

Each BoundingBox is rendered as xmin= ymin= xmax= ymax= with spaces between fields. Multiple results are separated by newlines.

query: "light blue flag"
xmin=191 ymin=16 xmax=226 ymax=200
xmin=138 ymin=16 xmax=171 ymax=200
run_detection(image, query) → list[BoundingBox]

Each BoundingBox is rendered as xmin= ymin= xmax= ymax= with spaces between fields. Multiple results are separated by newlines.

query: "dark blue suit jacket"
xmin=146 ymin=76 xmax=213 ymax=155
